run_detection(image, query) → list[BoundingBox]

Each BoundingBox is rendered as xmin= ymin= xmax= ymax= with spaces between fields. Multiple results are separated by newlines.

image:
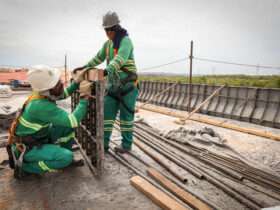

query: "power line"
xmin=139 ymin=57 xmax=188 ymax=72
xmin=194 ymin=57 xmax=280 ymax=71
xmin=0 ymin=64 xmax=65 ymax=69
xmin=1 ymin=55 xmax=280 ymax=73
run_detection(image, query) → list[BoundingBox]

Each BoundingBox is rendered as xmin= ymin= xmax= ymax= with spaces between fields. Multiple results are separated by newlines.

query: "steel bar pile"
xmin=104 ymin=119 xmax=280 ymax=210
xmin=109 ymin=142 xmax=215 ymax=210
xmin=137 ymin=123 xmax=280 ymax=191
xmin=71 ymin=72 xmax=105 ymax=177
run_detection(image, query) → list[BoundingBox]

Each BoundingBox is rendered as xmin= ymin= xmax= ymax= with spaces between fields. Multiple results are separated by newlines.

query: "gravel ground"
xmin=0 ymin=92 xmax=160 ymax=210
xmin=1 ymin=92 xmax=279 ymax=210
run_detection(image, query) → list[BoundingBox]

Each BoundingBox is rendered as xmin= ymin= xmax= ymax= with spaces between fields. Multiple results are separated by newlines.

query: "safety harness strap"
xmin=105 ymin=42 xmax=138 ymax=85
xmin=8 ymin=94 xmax=47 ymax=145
xmin=107 ymin=85 xmax=136 ymax=114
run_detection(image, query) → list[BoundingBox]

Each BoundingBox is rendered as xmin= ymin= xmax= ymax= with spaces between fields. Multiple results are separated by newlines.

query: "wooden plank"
xmin=147 ymin=168 xmax=213 ymax=210
xmin=139 ymin=104 xmax=280 ymax=142
xmin=130 ymin=176 xmax=189 ymax=210
xmin=176 ymin=85 xmax=225 ymax=124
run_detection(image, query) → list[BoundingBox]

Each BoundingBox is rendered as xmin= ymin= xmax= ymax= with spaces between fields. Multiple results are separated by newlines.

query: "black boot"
xmin=70 ymin=158 xmax=84 ymax=167
xmin=114 ymin=146 xmax=131 ymax=154
xmin=14 ymin=166 xmax=30 ymax=179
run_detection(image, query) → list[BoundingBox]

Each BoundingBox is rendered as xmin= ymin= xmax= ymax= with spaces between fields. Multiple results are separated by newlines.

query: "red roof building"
xmin=0 ymin=70 xmax=28 ymax=84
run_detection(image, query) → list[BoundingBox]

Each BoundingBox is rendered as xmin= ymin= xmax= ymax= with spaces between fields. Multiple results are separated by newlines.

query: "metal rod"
xmin=139 ymin=123 xmax=280 ymax=201
xmin=64 ymin=54 xmax=68 ymax=86
xmin=115 ymin=122 xmax=200 ymax=178
xmin=136 ymin=124 xmax=243 ymax=181
xmin=187 ymin=40 xmax=193 ymax=112
xmin=140 ymin=123 xmax=280 ymax=187
xmin=134 ymin=124 xmax=263 ymax=209
xmin=74 ymin=138 xmax=97 ymax=176
xmin=133 ymin=128 xmax=204 ymax=179
xmin=110 ymin=140 xmax=219 ymax=207
xmin=108 ymin=149 xmax=191 ymax=209
xmin=133 ymin=139 xmax=188 ymax=183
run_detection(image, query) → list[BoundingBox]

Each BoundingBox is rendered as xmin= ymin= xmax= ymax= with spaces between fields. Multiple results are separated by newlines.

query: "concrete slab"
xmin=0 ymin=147 xmax=161 ymax=210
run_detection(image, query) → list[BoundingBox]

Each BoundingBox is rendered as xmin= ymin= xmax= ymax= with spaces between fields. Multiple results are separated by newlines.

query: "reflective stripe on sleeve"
xmin=18 ymin=117 xmax=49 ymax=131
xmin=68 ymin=114 xmax=78 ymax=128
xmin=38 ymin=161 xmax=57 ymax=172
xmin=56 ymin=132 xmax=75 ymax=143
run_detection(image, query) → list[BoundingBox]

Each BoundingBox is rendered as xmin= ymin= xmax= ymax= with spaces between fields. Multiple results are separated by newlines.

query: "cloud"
xmin=0 ymin=0 xmax=279 ymax=74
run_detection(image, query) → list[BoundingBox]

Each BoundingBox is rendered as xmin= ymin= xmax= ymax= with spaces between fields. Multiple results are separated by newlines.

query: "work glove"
xmin=92 ymin=68 xmax=108 ymax=77
xmin=79 ymin=80 xmax=92 ymax=97
xmin=72 ymin=69 xmax=88 ymax=83
xmin=73 ymin=66 xmax=86 ymax=73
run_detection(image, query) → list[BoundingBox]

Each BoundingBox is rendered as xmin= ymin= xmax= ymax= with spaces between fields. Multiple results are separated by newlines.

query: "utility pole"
xmin=256 ymin=64 xmax=259 ymax=75
xmin=187 ymin=41 xmax=193 ymax=112
xmin=64 ymin=54 xmax=68 ymax=85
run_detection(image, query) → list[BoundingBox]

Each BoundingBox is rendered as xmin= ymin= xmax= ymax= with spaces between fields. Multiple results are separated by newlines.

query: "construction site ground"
xmin=0 ymin=92 xmax=280 ymax=210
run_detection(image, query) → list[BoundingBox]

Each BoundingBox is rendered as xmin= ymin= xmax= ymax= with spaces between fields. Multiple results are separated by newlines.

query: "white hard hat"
xmin=102 ymin=11 xmax=120 ymax=28
xmin=27 ymin=65 xmax=61 ymax=91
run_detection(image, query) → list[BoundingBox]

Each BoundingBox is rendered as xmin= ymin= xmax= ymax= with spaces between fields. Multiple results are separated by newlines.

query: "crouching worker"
xmin=6 ymin=65 xmax=92 ymax=179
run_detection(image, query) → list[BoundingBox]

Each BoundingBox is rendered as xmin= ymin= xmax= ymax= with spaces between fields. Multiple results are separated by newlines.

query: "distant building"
xmin=0 ymin=67 xmax=69 ymax=86
xmin=0 ymin=68 xmax=28 ymax=84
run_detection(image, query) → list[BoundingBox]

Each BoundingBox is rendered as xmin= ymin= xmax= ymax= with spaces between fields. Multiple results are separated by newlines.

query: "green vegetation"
xmin=139 ymin=75 xmax=280 ymax=88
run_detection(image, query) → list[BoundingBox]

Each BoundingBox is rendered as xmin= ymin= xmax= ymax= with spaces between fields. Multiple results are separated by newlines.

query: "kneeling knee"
xmin=60 ymin=149 xmax=73 ymax=167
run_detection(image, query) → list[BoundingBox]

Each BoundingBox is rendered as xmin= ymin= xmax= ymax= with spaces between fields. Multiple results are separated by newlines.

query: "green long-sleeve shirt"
xmin=86 ymin=37 xmax=137 ymax=81
xmin=15 ymin=82 xmax=88 ymax=138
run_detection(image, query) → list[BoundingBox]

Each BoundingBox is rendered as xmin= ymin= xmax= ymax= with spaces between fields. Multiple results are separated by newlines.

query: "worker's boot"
xmin=14 ymin=166 xmax=31 ymax=179
xmin=114 ymin=146 xmax=131 ymax=154
xmin=70 ymin=158 xmax=84 ymax=167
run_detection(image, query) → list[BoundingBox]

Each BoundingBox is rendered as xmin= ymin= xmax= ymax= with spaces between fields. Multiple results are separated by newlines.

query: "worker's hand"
xmin=79 ymin=80 xmax=92 ymax=97
xmin=73 ymin=66 xmax=86 ymax=73
xmin=72 ymin=69 xmax=88 ymax=83
xmin=96 ymin=68 xmax=108 ymax=77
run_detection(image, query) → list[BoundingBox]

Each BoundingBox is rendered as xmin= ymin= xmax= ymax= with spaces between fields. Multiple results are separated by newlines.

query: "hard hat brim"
xmin=103 ymin=22 xmax=119 ymax=29
xmin=43 ymin=68 xmax=61 ymax=91
xmin=28 ymin=67 xmax=62 ymax=92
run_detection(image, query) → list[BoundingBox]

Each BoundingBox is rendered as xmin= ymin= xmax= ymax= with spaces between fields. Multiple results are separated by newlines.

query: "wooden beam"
xmin=147 ymin=168 xmax=213 ymax=210
xmin=139 ymin=104 xmax=280 ymax=142
xmin=175 ymin=85 xmax=225 ymax=125
xmin=130 ymin=176 xmax=189 ymax=210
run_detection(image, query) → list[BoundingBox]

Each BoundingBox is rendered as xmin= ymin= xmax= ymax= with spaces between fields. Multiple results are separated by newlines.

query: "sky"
xmin=0 ymin=0 xmax=280 ymax=75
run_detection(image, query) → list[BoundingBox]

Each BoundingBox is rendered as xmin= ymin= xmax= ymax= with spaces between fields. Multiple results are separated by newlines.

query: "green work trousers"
xmin=104 ymin=85 xmax=138 ymax=151
xmin=21 ymin=126 xmax=74 ymax=174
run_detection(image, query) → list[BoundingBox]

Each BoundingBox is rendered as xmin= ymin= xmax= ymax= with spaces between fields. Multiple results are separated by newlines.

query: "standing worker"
xmin=74 ymin=11 xmax=139 ymax=153
xmin=6 ymin=65 xmax=92 ymax=178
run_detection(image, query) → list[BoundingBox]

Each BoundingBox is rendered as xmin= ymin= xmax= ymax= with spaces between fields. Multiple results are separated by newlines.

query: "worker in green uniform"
xmin=7 ymin=65 xmax=91 ymax=178
xmin=74 ymin=11 xmax=138 ymax=153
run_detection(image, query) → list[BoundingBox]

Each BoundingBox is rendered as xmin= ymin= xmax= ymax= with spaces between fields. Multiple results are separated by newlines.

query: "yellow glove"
xmin=79 ymin=80 xmax=92 ymax=97
xmin=72 ymin=69 xmax=88 ymax=83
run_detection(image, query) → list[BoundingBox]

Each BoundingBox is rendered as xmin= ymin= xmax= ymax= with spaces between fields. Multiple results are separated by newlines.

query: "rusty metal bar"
xmin=108 ymin=148 xmax=190 ymax=209
xmin=187 ymin=40 xmax=193 ymax=112
xmin=134 ymin=123 xmax=263 ymax=210
xmin=71 ymin=70 xmax=104 ymax=177
xmin=134 ymin=139 xmax=189 ymax=183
